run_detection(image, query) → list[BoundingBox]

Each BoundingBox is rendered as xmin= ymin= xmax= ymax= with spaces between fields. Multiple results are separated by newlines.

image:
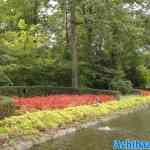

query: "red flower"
xmin=13 ymin=94 xmax=115 ymax=110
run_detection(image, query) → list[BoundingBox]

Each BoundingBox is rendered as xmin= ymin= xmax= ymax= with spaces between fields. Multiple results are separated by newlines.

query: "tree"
xmin=69 ymin=0 xmax=78 ymax=88
xmin=0 ymin=0 xmax=150 ymax=90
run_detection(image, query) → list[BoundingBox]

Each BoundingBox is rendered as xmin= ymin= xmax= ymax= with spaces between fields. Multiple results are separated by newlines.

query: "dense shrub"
xmin=136 ymin=65 xmax=150 ymax=88
xmin=0 ymin=96 xmax=16 ymax=119
xmin=110 ymin=79 xmax=133 ymax=94
xmin=0 ymin=86 xmax=119 ymax=97
xmin=79 ymin=88 xmax=120 ymax=96
xmin=2 ymin=64 xmax=72 ymax=87
xmin=0 ymin=86 xmax=78 ymax=97
xmin=127 ymin=65 xmax=150 ymax=88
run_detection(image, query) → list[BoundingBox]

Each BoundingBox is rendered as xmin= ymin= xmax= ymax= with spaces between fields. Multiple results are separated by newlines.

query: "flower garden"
xmin=13 ymin=94 xmax=115 ymax=110
xmin=0 ymin=88 xmax=149 ymax=150
xmin=0 ymin=90 xmax=149 ymax=137
xmin=0 ymin=96 xmax=150 ymax=136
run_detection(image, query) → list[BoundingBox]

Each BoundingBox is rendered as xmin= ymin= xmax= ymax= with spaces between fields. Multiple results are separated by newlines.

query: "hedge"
xmin=131 ymin=89 xmax=143 ymax=95
xmin=0 ymin=86 xmax=120 ymax=97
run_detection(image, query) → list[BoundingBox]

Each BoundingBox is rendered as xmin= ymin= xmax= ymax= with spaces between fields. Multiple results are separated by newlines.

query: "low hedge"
xmin=131 ymin=89 xmax=143 ymax=95
xmin=0 ymin=86 xmax=120 ymax=97
xmin=0 ymin=86 xmax=77 ymax=97
xmin=79 ymin=88 xmax=120 ymax=96
xmin=0 ymin=96 xmax=149 ymax=135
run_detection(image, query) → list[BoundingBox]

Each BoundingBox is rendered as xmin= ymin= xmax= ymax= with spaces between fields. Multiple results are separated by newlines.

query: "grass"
xmin=0 ymin=96 xmax=150 ymax=136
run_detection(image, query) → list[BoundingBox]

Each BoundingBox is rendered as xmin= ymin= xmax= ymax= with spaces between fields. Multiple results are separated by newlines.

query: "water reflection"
xmin=30 ymin=109 xmax=150 ymax=150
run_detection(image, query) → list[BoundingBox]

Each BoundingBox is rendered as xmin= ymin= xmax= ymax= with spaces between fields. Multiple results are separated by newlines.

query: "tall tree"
xmin=69 ymin=0 xmax=78 ymax=88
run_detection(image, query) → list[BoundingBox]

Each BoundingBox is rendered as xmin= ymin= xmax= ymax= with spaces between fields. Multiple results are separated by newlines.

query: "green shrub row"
xmin=0 ymin=86 xmax=120 ymax=97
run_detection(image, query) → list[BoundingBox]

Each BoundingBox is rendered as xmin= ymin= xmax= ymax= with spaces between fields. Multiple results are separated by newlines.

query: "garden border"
xmin=0 ymin=101 xmax=149 ymax=150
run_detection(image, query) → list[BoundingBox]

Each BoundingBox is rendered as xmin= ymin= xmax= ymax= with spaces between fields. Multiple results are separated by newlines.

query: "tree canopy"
xmin=0 ymin=0 xmax=150 ymax=90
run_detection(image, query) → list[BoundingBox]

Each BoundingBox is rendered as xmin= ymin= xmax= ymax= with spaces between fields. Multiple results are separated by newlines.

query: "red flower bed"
xmin=13 ymin=94 xmax=115 ymax=110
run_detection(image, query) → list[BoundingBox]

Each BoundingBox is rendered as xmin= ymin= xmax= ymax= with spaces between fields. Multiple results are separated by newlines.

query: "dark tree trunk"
xmin=69 ymin=0 xmax=78 ymax=88
xmin=65 ymin=0 xmax=70 ymax=49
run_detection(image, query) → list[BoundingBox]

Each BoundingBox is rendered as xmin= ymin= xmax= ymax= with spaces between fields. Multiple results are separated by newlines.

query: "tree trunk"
xmin=69 ymin=0 xmax=78 ymax=88
xmin=65 ymin=0 xmax=70 ymax=49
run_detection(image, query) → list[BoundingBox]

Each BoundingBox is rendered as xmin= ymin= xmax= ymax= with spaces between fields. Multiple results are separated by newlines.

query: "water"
xmin=30 ymin=109 xmax=150 ymax=150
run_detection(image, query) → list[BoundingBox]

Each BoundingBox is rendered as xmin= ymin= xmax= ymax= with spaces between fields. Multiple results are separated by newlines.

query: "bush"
xmin=136 ymin=65 xmax=150 ymax=88
xmin=110 ymin=79 xmax=133 ymax=94
xmin=79 ymin=88 xmax=120 ymax=96
xmin=0 ymin=86 xmax=119 ymax=97
xmin=0 ymin=86 xmax=77 ymax=97
xmin=0 ymin=96 xmax=16 ymax=119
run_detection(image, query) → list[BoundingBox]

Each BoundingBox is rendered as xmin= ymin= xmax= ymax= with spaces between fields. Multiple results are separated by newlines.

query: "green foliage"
xmin=0 ymin=86 xmax=119 ymax=97
xmin=79 ymin=88 xmax=120 ymax=96
xmin=0 ymin=0 xmax=150 ymax=89
xmin=18 ymin=19 xmax=27 ymax=30
xmin=110 ymin=79 xmax=133 ymax=94
xmin=0 ymin=96 xmax=16 ymax=119
xmin=0 ymin=70 xmax=13 ymax=86
xmin=136 ymin=65 xmax=150 ymax=88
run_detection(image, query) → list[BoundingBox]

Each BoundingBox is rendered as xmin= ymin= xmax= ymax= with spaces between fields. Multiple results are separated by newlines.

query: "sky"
xmin=123 ymin=2 xmax=150 ymax=15
xmin=47 ymin=1 xmax=150 ymax=16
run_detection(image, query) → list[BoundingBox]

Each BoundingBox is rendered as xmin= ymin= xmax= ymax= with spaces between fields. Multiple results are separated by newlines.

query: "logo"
xmin=113 ymin=140 xmax=150 ymax=150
